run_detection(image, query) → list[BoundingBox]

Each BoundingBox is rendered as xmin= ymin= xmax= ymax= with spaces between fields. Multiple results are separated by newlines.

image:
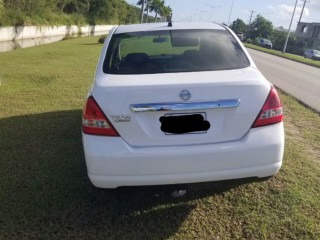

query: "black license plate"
xmin=159 ymin=113 xmax=210 ymax=134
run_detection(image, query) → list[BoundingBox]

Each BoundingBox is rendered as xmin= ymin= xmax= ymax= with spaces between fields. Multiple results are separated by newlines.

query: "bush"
xmin=245 ymin=38 xmax=252 ymax=44
xmin=98 ymin=34 xmax=107 ymax=44
xmin=286 ymin=46 xmax=305 ymax=56
xmin=252 ymin=38 xmax=259 ymax=45
xmin=0 ymin=0 xmax=140 ymax=27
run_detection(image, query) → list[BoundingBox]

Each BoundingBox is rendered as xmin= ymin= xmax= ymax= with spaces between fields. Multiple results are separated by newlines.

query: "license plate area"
xmin=159 ymin=112 xmax=210 ymax=135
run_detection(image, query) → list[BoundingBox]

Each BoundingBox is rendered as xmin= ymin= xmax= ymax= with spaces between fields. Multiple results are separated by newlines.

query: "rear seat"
xmin=123 ymin=53 xmax=149 ymax=69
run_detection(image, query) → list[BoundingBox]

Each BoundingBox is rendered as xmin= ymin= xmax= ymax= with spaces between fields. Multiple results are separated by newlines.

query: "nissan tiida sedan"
xmin=82 ymin=22 xmax=284 ymax=188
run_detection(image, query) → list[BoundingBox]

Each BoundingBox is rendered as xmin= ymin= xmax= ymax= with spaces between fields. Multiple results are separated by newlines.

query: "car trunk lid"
xmin=92 ymin=67 xmax=270 ymax=147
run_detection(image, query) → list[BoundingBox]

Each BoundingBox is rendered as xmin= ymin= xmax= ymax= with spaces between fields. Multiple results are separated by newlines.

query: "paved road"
xmin=247 ymin=48 xmax=320 ymax=112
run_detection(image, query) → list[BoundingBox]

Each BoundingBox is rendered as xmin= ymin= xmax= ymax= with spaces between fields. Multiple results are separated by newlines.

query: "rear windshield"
xmin=103 ymin=29 xmax=250 ymax=74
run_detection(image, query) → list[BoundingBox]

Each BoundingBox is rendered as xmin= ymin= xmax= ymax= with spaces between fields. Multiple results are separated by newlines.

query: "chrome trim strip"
xmin=130 ymin=99 xmax=240 ymax=112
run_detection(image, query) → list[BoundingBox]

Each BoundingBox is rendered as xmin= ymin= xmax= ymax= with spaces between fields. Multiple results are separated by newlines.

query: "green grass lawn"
xmin=244 ymin=43 xmax=320 ymax=69
xmin=0 ymin=36 xmax=319 ymax=240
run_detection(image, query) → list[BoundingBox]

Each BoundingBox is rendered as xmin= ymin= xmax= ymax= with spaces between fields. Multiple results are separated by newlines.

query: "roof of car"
xmin=114 ymin=22 xmax=226 ymax=34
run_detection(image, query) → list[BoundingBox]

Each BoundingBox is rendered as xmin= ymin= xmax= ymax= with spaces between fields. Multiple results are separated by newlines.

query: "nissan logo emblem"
xmin=179 ymin=89 xmax=191 ymax=101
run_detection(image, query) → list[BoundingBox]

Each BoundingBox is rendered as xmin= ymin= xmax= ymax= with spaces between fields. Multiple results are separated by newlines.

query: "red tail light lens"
xmin=252 ymin=86 xmax=283 ymax=128
xmin=82 ymin=96 xmax=119 ymax=136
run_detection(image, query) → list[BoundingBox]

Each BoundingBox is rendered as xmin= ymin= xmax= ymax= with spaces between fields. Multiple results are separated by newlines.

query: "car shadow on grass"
xmin=79 ymin=43 xmax=101 ymax=46
xmin=0 ymin=110 xmax=258 ymax=239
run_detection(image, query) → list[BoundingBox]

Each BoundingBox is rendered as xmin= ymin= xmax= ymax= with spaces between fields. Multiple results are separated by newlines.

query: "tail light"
xmin=252 ymin=86 xmax=283 ymax=128
xmin=82 ymin=96 xmax=119 ymax=136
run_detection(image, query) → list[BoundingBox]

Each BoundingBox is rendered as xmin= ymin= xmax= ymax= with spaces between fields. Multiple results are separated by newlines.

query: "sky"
xmin=125 ymin=0 xmax=320 ymax=29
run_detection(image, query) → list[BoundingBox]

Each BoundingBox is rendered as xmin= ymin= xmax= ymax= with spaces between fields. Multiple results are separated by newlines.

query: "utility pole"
xmin=298 ymin=0 xmax=307 ymax=23
xmin=228 ymin=0 xmax=235 ymax=25
xmin=197 ymin=9 xmax=207 ymax=22
xmin=283 ymin=0 xmax=298 ymax=53
xmin=247 ymin=10 xmax=254 ymax=39
xmin=205 ymin=4 xmax=221 ymax=22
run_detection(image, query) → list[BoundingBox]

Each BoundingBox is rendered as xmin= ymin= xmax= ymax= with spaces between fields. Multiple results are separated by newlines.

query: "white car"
xmin=82 ymin=22 xmax=284 ymax=188
xmin=304 ymin=49 xmax=320 ymax=60
xmin=258 ymin=38 xmax=273 ymax=49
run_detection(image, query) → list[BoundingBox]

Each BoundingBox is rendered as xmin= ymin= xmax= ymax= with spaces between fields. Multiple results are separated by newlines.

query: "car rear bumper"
xmin=83 ymin=123 xmax=284 ymax=188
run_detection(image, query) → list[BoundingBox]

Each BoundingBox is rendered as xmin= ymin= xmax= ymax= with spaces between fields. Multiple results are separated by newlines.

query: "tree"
xmin=0 ymin=0 xmax=141 ymax=26
xmin=149 ymin=0 xmax=164 ymax=22
xmin=229 ymin=18 xmax=247 ymax=33
xmin=137 ymin=0 xmax=145 ymax=23
xmin=125 ymin=4 xmax=140 ymax=24
xmin=249 ymin=14 xmax=273 ymax=39
xmin=56 ymin=0 xmax=89 ymax=16
xmin=0 ymin=0 xmax=4 ymax=18
xmin=160 ymin=5 xmax=171 ymax=22
xmin=144 ymin=0 xmax=151 ymax=23
xmin=271 ymin=30 xmax=297 ymax=52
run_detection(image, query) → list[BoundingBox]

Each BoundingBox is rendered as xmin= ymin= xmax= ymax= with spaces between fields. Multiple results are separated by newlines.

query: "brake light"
xmin=252 ymin=86 xmax=283 ymax=128
xmin=82 ymin=96 xmax=119 ymax=136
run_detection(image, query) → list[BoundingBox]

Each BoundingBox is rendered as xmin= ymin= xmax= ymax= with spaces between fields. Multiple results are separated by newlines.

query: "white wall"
xmin=0 ymin=25 xmax=114 ymax=42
